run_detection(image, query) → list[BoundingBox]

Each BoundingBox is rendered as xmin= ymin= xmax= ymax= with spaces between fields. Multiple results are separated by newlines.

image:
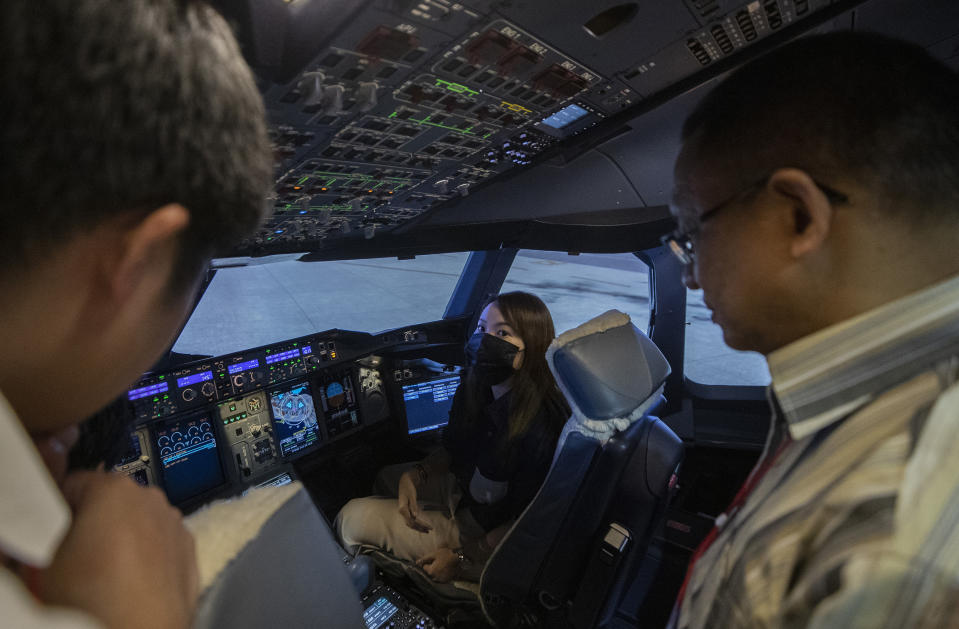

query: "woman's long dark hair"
xmin=462 ymin=291 xmax=570 ymax=447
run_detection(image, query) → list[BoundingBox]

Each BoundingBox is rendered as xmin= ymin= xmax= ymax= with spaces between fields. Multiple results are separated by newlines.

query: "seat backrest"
xmin=480 ymin=310 xmax=683 ymax=628
xmin=190 ymin=484 xmax=367 ymax=629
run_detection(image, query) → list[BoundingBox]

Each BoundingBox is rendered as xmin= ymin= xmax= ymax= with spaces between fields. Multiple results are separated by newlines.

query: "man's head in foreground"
xmin=670 ymin=32 xmax=959 ymax=356
xmin=0 ymin=0 xmax=273 ymax=445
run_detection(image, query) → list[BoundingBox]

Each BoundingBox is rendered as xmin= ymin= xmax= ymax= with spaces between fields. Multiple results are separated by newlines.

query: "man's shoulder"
xmin=895 ymin=377 xmax=959 ymax=552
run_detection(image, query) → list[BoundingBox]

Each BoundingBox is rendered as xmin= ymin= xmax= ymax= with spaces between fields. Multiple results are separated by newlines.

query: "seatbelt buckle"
xmin=600 ymin=522 xmax=631 ymax=563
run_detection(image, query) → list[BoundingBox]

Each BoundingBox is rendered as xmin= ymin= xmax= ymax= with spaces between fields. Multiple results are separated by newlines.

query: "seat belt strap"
xmin=569 ymin=522 xmax=631 ymax=629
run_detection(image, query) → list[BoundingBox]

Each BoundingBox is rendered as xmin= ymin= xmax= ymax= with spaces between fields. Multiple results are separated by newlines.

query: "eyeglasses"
xmin=661 ymin=175 xmax=849 ymax=267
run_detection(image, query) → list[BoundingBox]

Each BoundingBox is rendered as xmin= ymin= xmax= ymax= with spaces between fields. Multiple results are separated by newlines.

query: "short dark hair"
xmin=0 ymin=0 xmax=273 ymax=284
xmin=682 ymin=32 xmax=959 ymax=221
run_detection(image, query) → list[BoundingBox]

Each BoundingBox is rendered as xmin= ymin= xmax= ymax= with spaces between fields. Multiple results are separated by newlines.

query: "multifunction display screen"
xmin=269 ymin=382 xmax=320 ymax=458
xmin=402 ymin=375 xmax=459 ymax=435
xmin=154 ymin=414 xmax=224 ymax=505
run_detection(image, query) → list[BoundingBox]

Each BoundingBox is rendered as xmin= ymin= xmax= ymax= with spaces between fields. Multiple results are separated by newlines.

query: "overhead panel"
xmin=228 ymin=0 xmax=863 ymax=258
xmin=240 ymin=2 xmax=626 ymax=256
xmin=494 ymin=0 xmax=696 ymax=82
xmin=622 ymin=0 xmax=832 ymax=96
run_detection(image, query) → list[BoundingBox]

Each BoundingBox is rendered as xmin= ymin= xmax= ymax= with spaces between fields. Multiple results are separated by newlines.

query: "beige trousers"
xmin=335 ymin=462 xmax=477 ymax=562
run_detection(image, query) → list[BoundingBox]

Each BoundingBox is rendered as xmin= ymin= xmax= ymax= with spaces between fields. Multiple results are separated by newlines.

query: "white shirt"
xmin=0 ymin=389 xmax=101 ymax=628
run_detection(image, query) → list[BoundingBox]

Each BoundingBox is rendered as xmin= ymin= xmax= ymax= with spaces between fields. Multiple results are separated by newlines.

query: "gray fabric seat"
xmin=192 ymin=487 xmax=366 ymax=629
xmin=479 ymin=310 xmax=684 ymax=628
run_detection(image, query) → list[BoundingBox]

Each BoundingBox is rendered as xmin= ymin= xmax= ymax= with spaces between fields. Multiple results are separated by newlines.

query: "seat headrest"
xmin=547 ymin=310 xmax=670 ymax=422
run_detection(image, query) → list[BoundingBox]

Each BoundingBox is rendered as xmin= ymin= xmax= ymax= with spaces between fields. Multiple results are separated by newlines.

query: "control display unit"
xmin=402 ymin=374 xmax=459 ymax=435
xmin=153 ymin=413 xmax=224 ymax=505
xmin=361 ymin=583 xmax=437 ymax=629
xmin=363 ymin=596 xmax=398 ymax=629
xmin=270 ymin=381 xmax=322 ymax=458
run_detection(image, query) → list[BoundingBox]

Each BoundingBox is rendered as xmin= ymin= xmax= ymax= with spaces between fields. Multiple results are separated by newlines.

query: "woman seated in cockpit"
xmin=336 ymin=291 xmax=570 ymax=582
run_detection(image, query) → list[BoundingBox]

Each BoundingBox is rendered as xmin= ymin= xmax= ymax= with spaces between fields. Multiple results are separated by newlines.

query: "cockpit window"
xmin=684 ymin=289 xmax=771 ymax=386
xmin=172 ymin=253 xmax=471 ymax=357
xmin=499 ymin=251 xmax=651 ymax=335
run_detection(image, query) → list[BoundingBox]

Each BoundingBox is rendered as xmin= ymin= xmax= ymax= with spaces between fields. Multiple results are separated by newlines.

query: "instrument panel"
xmin=118 ymin=322 xmax=453 ymax=511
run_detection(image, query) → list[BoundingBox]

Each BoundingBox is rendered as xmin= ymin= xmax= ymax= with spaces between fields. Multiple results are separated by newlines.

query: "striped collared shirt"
xmin=677 ymin=274 xmax=959 ymax=629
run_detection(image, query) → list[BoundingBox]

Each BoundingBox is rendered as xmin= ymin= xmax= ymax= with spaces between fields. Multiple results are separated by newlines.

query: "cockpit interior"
xmin=75 ymin=0 xmax=959 ymax=627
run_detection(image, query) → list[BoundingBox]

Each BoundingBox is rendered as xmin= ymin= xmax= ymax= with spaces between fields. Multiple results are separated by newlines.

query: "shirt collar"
xmin=0 ymin=390 xmax=71 ymax=567
xmin=768 ymin=274 xmax=959 ymax=441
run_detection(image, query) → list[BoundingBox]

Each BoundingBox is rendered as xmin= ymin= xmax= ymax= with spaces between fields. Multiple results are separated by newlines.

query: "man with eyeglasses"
xmin=666 ymin=32 xmax=959 ymax=628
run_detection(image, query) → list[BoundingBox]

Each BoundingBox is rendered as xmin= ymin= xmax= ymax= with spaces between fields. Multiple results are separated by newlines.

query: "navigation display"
xmin=269 ymin=382 xmax=321 ymax=458
xmin=154 ymin=414 xmax=224 ymax=505
xmin=402 ymin=375 xmax=459 ymax=435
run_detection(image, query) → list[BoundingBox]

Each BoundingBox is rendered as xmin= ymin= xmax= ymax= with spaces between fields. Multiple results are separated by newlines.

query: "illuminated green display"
xmin=280 ymin=202 xmax=371 ymax=212
xmin=291 ymin=170 xmax=414 ymax=187
xmin=387 ymin=111 xmax=476 ymax=135
xmin=435 ymin=79 xmax=478 ymax=96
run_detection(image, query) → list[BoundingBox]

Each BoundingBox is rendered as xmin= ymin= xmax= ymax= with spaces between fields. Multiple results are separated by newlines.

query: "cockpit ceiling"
xmin=218 ymin=0 xmax=957 ymax=259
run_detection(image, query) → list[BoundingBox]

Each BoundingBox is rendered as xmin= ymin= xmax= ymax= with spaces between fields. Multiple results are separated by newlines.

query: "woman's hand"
xmin=416 ymin=547 xmax=460 ymax=583
xmin=397 ymin=468 xmax=432 ymax=533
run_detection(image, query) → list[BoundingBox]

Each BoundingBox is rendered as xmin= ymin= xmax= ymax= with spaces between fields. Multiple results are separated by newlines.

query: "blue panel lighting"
xmin=541 ymin=103 xmax=589 ymax=129
xmin=266 ymin=348 xmax=301 ymax=365
xmin=176 ymin=371 xmax=213 ymax=388
xmin=128 ymin=381 xmax=169 ymax=401
xmin=228 ymin=359 xmax=260 ymax=375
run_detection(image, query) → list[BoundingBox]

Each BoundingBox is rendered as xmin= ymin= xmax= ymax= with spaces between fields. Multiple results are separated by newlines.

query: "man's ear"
xmin=768 ymin=168 xmax=835 ymax=259
xmin=111 ymin=204 xmax=191 ymax=304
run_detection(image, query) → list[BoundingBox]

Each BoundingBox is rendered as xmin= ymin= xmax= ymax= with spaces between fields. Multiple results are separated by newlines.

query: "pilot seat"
xmin=361 ymin=309 xmax=684 ymax=628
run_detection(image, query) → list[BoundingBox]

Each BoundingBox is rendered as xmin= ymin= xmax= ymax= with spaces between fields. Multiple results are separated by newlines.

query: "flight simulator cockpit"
xmin=93 ymin=0 xmax=959 ymax=627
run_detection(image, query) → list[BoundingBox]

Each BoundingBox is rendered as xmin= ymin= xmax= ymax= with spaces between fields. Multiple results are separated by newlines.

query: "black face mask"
xmin=465 ymin=332 xmax=521 ymax=386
